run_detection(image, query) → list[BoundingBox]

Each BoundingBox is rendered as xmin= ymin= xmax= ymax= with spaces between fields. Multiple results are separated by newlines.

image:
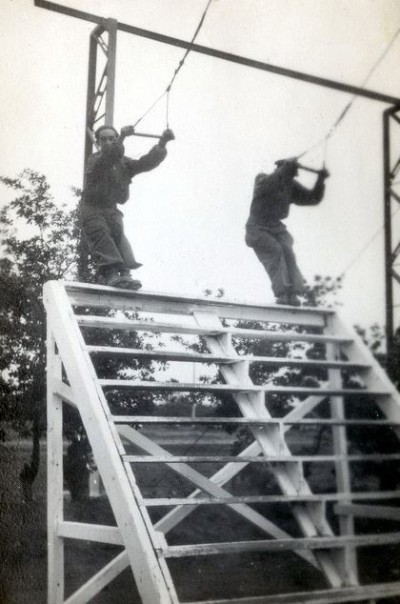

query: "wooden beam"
xmin=64 ymin=551 xmax=129 ymax=604
xmin=99 ymin=379 xmax=391 ymax=397
xmin=58 ymin=521 xmax=123 ymax=544
xmin=77 ymin=315 xmax=351 ymax=344
xmin=193 ymin=311 xmax=341 ymax=586
xmin=43 ymin=281 xmax=175 ymax=604
xmin=47 ymin=331 xmax=65 ymax=604
xmin=184 ymin=581 xmax=400 ymax=603
xmin=65 ymin=281 xmax=330 ymax=326
xmin=334 ymin=503 xmax=400 ymax=521
xmin=326 ymin=323 xmax=358 ymax=585
xmin=87 ymin=345 xmax=371 ymax=370
xmin=53 ymin=380 xmax=77 ymax=407
xmin=111 ymin=415 xmax=400 ymax=426
xmin=117 ymin=425 xmax=318 ymax=568
xmin=122 ymin=396 xmax=323 ymax=540
xmin=142 ymin=491 xmax=400 ymax=506
xmin=163 ymin=532 xmax=400 ymax=557
xmin=123 ymin=453 xmax=400 ymax=463
xmin=333 ymin=315 xmax=400 ymax=434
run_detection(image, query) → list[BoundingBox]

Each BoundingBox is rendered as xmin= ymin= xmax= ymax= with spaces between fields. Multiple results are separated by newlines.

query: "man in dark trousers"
xmin=245 ymin=158 xmax=329 ymax=306
xmin=80 ymin=124 xmax=174 ymax=289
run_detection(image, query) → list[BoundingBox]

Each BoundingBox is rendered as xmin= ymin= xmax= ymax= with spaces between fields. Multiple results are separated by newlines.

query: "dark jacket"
xmin=81 ymin=140 xmax=167 ymax=208
xmin=246 ymin=165 xmax=325 ymax=227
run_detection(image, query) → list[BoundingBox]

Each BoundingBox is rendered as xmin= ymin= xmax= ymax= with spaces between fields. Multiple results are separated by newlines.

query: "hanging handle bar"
xmin=132 ymin=132 xmax=162 ymax=140
xmin=297 ymin=163 xmax=324 ymax=175
xmin=87 ymin=126 xmax=162 ymax=150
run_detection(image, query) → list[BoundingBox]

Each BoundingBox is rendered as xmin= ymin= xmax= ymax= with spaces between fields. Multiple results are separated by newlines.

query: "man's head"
xmin=95 ymin=125 xmax=119 ymax=150
xmin=275 ymin=157 xmax=299 ymax=179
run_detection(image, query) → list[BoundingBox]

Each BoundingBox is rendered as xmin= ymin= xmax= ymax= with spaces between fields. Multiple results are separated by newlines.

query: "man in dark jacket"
xmin=80 ymin=124 xmax=174 ymax=289
xmin=245 ymin=158 xmax=329 ymax=306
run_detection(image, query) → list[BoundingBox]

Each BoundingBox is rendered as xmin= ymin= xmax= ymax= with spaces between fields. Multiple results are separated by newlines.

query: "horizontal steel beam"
xmin=34 ymin=0 xmax=400 ymax=105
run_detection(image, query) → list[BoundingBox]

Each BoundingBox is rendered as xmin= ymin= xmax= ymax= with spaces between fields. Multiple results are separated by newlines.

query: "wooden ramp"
xmin=44 ymin=280 xmax=400 ymax=603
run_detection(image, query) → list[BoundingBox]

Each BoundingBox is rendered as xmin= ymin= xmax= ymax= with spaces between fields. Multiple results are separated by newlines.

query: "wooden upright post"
xmin=326 ymin=315 xmax=358 ymax=586
xmin=47 ymin=332 xmax=64 ymax=603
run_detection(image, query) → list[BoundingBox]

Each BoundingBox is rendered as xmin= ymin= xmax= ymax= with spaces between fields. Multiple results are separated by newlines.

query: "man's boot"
xmin=287 ymin=288 xmax=301 ymax=307
xmin=276 ymin=291 xmax=289 ymax=305
xmin=117 ymin=267 xmax=142 ymax=290
xmin=99 ymin=265 xmax=120 ymax=286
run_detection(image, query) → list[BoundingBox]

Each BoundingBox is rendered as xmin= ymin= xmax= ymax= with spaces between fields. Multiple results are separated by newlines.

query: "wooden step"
xmin=77 ymin=315 xmax=351 ymax=345
xmin=184 ymin=581 xmax=400 ymax=603
xmin=161 ymin=532 xmax=400 ymax=558
xmin=77 ymin=315 xmax=217 ymax=335
xmin=87 ymin=345 xmax=370 ymax=370
xmin=123 ymin=453 xmax=400 ymax=464
xmin=65 ymin=281 xmax=332 ymax=327
xmin=334 ymin=503 xmax=400 ymax=521
xmin=112 ymin=415 xmax=399 ymax=426
xmin=100 ymin=379 xmax=391 ymax=397
xmin=141 ymin=490 xmax=400 ymax=507
xmin=88 ymin=345 xmax=235 ymax=364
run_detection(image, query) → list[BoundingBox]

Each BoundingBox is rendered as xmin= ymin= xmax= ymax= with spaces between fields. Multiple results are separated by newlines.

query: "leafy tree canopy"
xmin=0 ymin=170 xmax=79 ymax=434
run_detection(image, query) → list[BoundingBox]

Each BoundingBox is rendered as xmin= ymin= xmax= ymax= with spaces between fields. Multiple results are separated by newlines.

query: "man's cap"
xmin=275 ymin=157 xmax=298 ymax=167
xmin=95 ymin=124 xmax=119 ymax=141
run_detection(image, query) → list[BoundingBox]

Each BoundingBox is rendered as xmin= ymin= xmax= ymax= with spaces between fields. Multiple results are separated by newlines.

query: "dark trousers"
xmin=245 ymin=223 xmax=305 ymax=297
xmin=80 ymin=205 xmax=138 ymax=270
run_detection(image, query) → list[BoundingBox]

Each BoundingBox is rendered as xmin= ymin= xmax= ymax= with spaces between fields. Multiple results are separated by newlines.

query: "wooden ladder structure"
xmin=44 ymin=280 xmax=400 ymax=604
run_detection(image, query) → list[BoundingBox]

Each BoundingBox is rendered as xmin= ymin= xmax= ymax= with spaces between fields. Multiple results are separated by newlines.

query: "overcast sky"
xmin=2 ymin=0 xmax=400 ymax=329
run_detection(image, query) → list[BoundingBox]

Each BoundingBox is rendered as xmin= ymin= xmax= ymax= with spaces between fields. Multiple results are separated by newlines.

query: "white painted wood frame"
xmin=44 ymin=281 xmax=400 ymax=604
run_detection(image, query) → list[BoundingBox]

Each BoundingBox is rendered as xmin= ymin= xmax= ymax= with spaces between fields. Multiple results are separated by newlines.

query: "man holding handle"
xmin=245 ymin=158 xmax=329 ymax=306
xmin=80 ymin=124 xmax=174 ymax=289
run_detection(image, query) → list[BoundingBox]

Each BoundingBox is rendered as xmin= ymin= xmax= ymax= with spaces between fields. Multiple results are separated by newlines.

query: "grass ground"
xmin=1 ymin=439 xmax=400 ymax=604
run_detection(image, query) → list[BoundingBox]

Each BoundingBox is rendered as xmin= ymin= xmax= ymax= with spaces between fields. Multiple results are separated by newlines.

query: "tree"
xmin=0 ymin=170 xmax=80 ymax=499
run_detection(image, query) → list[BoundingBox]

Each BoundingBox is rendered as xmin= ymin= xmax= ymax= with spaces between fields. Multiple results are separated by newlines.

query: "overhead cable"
xmin=297 ymin=23 xmax=400 ymax=161
xmin=339 ymin=205 xmax=400 ymax=279
xmin=133 ymin=0 xmax=214 ymax=129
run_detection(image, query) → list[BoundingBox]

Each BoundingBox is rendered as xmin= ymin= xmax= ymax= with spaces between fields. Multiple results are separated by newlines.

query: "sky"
xmin=1 ymin=0 xmax=400 ymax=329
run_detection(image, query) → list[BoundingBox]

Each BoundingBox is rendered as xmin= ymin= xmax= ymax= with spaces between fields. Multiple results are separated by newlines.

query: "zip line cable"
xmin=297 ymin=23 xmax=400 ymax=162
xmin=132 ymin=0 xmax=214 ymax=130
xmin=339 ymin=205 xmax=400 ymax=279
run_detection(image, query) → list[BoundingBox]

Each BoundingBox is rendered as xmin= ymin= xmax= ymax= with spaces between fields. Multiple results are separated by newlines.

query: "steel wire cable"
xmin=339 ymin=205 xmax=400 ymax=279
xmin=132 ymin=0 xmax=214 ymax=130
xmin=297 ymin=23 xmax=400 ymax=162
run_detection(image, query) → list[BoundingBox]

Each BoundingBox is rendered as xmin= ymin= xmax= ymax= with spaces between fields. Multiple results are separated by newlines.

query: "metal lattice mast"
xmin=79 ymin=17 xmax=117 ymax=281
xmin=383 ymin=106 xmax=400 ymax=376
xmin=84 ymin=19 xmax=117 ymax=168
